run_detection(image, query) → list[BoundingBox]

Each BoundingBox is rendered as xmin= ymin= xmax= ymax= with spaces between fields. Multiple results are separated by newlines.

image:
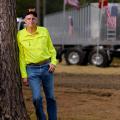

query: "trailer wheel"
xmin=88 ymin=49 xmax=109 ymax=67
xmin=65 ymin=49 xmax=84 ymax=65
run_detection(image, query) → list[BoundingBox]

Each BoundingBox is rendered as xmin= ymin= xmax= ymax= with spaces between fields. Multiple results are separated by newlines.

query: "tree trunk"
xmin=0 ymin=0 xmax=30 ymax=120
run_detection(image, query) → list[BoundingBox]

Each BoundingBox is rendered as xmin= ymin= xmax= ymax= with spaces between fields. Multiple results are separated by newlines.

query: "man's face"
xmin=24 ymin=14 xmax=37 ymax=27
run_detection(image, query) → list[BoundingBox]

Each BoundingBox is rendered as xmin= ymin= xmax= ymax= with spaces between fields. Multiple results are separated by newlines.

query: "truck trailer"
xmin=44 ymin=3 xmax=120 ymax=67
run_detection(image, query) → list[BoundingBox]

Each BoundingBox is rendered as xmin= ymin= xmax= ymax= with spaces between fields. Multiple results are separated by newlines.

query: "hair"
xmin=24 ymin=8 xmax=37 ymax=18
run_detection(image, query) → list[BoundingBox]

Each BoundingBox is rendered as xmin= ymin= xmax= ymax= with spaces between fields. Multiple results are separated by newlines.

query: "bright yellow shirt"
xmin=17 ymin=26 xmax=57 ymax=78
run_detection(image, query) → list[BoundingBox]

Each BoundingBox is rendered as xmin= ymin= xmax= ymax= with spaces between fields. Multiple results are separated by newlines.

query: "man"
xmin=17 ymin=9 xmax=57 ymax=120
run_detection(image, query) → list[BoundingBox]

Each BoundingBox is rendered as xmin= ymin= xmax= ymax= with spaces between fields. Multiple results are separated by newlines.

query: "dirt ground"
xmin=23 ymin=59 xmax=120 ymax=120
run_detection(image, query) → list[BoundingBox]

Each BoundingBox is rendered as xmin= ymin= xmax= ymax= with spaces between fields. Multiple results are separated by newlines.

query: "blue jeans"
xmin=26 ymin=63 xmax=57 ymax=120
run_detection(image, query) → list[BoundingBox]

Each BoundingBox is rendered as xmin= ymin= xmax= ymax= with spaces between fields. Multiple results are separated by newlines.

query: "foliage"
xmin=16 ymin=0 xmax=120 ymax=17
xmin=46 ymin=0 xmax=63 ymax=14
xmin=16 ymin=0 xmax=35 ymax=17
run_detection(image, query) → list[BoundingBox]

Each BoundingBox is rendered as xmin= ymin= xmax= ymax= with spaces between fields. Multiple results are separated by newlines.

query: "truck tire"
xmin=106 ymin=56 xmax=113 ymax=66
xmin=107 ymin=52 xmax=113 ymax=66
xmin=65 ymin=48 xmax=84 ymax=65
xmin=56 ymin=48 xmax=63 ymax=62
xmin=88 ymin=49 xmax=109 ymax=67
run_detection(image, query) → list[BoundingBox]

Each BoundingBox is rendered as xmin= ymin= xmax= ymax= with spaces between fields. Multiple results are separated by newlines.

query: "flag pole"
xmin=63 ymin=0 xmax=66 ymax=15
xmin=59 ymin=0 xmax=66 ymax=90
xmin=62 ymin=0 xmax=66 ymax=48
xmin=96 ymin=0 xmax=104 ymax=65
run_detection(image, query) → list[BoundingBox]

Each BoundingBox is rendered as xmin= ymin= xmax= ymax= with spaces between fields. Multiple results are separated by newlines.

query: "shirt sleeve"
xmin=17 ymin=32 xmax=27 ymax=78
xmin=46 ymin=29 xmax=58 ymax=65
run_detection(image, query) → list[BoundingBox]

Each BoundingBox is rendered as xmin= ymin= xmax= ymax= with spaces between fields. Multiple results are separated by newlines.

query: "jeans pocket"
xmin=27 ymin=66 xmax=36 ymax=78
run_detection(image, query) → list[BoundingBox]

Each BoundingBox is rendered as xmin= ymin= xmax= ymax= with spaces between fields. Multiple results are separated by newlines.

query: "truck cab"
xmin=17 ymin=18 xmax=25 ymax=30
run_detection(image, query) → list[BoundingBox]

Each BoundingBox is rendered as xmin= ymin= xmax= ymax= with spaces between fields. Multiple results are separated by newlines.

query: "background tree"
xmin=16 ymin=0 xmax=35 ymax=17
xmin=0 ymin=0 xmax=30 ymax=119
xmin=16 ymin=0 xmax=120 ymax=17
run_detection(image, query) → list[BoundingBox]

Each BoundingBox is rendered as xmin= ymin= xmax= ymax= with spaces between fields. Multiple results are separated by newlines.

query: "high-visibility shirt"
xmin=17 ymin=26 xmax=57 ymax=78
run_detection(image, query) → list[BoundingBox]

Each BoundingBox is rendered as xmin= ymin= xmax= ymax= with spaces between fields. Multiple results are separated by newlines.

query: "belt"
xmin=27 ymin=59 xmax=50 ymax=66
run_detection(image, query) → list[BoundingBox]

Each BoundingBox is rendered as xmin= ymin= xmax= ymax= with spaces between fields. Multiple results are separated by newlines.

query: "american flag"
xmin=64 ymin=0 xmax=80 ymax=9
xmin=106 ymin=6 xmax=117 ymax=29
xmin=98 ymin=0 xmax=108 ymax=8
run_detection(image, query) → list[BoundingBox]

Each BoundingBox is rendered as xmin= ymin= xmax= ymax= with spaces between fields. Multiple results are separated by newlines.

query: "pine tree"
xmin=0 ymin=0 xmax=30 ymax=119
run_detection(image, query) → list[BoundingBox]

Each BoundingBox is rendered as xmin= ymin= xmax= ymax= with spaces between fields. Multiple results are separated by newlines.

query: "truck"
xmin=17 ymin=3 xmax=120 ymax=67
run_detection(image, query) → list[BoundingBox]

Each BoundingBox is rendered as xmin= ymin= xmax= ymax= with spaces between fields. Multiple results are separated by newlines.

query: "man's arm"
xmin=17 ymin=32 xmax=28 ymax=80
xmin=46 ymin=29 xmax=58 ymax=65
xmin=46 ymin=29 xmax=58 ymax=72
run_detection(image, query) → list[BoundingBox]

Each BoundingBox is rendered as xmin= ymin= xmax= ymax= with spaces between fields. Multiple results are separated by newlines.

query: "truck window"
xmin=17 ymin=18 xmax=25 ymax=30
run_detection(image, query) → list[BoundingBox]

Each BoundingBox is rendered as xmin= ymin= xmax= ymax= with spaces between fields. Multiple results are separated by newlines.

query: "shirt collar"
xmin=24 ymin=26 xmax=39 ymax=36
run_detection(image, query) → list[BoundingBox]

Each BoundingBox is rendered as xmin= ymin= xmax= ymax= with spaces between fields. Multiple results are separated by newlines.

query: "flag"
xmin=111 ymin=5 xmax=118 ymax=16
xmin=64 ymin=0 xmax=80 ymax=9
xmin=98 ymin=0 xmax=108 ymax=8
xmin=68 ymin=16 xmax=74 ymax=35
xmin=106 ymin=6 xmax=117 ymax=29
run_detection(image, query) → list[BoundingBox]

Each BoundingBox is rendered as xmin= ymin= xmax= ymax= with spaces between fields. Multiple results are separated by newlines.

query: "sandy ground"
xmin=23 ymin=60 xmax=120 ymax=120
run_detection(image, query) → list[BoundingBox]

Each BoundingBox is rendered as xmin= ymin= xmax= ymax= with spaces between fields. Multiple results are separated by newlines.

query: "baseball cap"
xmin=23 ymin=8 xmax=37 ymax=18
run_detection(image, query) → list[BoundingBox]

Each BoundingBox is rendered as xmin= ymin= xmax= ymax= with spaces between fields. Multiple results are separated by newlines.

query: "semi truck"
xmin=17 ymin=3 xmax=120 ymax=67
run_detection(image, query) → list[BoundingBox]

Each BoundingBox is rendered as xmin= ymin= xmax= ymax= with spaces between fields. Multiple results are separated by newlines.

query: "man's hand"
xmin=22 ymin=78 xmax=29 ymax=86
xmin=49 ymin=64 xmax=56 ymax=72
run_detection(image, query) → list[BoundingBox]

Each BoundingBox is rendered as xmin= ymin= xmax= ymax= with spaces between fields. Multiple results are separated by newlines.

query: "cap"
xmin=23 ymin=8 xmax=37 ymax=18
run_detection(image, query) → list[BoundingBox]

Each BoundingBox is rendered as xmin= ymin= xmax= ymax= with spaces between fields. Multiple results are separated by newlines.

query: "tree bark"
xmin=0 ymin=0 xmax=30 ymax=119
